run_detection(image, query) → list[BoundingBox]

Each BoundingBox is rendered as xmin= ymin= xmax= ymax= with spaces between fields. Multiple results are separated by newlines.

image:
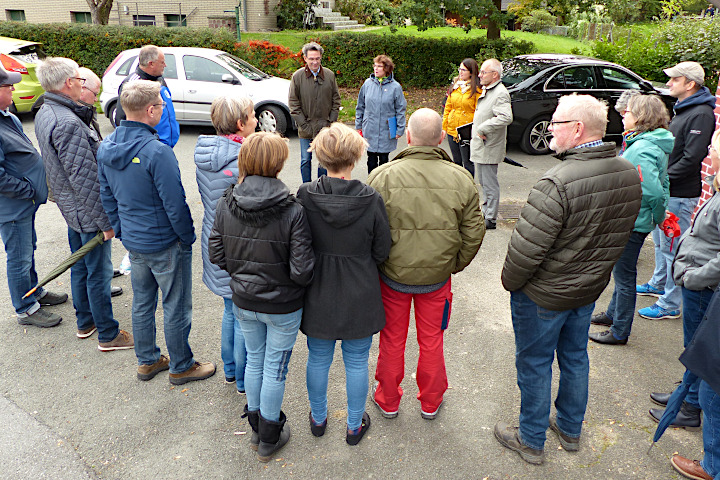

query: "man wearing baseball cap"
xmin=0 ymin=66 xmax=67 ymax=327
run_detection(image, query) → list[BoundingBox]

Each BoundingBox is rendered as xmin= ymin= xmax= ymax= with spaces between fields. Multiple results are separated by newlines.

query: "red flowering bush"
xmin=233 ymin=40 xmax=303 ymax=77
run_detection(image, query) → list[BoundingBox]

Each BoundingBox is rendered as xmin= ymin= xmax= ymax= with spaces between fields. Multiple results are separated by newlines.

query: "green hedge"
xmin=315 ymin=32 xmax=536 ymax=88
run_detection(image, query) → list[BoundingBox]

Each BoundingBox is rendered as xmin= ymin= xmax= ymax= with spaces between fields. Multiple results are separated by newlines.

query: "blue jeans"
xmin=606 ymin=231 xmax=648 ymax=339
xmin=0 ymin=213 xmax=42 ymax=315
xmin=235 ymin=306 xmax=302 ymax=422
xmin=300 ymin=137 xmax=327 ymax=183
xmin=649 ymin=196 xmax=698 ymax=311
xmin=306 ymin=336 xmax=373 ymax=430
xmin=220 ymin=298 xmax=246 ymax=390
xmin=510 ymin=290 xmax=594 ymax=450
xmin=700 ymin=380 xmax=720 ymax=478
xmin=68 ymin=229 xmax=119 ymax=342
xmin=682 ymin=287 xmax=713 ymax=408
xmin=129 ymin=242 xmax=194 ymax=374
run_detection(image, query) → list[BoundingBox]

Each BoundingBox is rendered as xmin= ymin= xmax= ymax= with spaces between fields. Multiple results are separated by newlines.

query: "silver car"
xmin=100 ymin=47 xmax=293 ymax=135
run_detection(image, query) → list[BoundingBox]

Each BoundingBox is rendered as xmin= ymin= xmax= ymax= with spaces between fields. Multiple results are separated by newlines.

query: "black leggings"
xmin=447 ymin=135 xmax=474 ymax=177
xmin=367 ymin=152 xmax=390 ymax=174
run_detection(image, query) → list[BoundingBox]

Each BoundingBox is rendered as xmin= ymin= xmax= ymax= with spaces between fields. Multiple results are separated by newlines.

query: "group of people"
xmin=1 ymin=37 xmax=719 ymax=477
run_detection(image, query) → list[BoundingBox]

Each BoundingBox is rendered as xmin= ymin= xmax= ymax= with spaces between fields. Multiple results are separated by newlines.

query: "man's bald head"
xmin=407 ymin=108 xmax=444 ymax=147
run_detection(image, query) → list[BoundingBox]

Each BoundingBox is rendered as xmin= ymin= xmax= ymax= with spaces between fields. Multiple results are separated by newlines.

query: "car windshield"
xmin=501 ymin=58 xmax=557 ymax=86
xmin=9 ymin=43 xmax=45 ymax=63
xmin=218 ymin=53 xmax=269 ymax=81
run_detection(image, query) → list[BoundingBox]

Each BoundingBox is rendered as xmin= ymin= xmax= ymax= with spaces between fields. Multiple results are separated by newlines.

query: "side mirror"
xmin=222 ymin=73 xmax=239 ymax=85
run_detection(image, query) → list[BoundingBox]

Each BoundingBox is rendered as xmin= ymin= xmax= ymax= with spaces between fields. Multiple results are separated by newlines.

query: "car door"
xmin=180 ymin=54 xmax=246 ymax=123
xmin=594 ymin=65 xmax=642 ymax=135
xmin=160 ymin=53 xmax=182 ymax=119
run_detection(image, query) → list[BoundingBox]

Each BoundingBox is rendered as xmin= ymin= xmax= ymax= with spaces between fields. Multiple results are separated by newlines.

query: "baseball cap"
xmin=0 ymin=66 xmax=21 ymax=86
xmin=664 ymin=62 xmax=705 ymax=85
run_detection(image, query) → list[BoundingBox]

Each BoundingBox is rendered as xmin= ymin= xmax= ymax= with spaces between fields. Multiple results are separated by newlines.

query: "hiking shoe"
xmin=639 ymin=304 xmax=681 ymax=320
xmin=494 ymin=421 xmax=544 ymax=465
xmin=549 ymin=416 xmax=579 ymax=451
xmin=98 ymin=330 xmax=134 ymax=352
xmin=17 ymin=308 xmax=62 ymax=328
xmin=636 ymin=283 xmax=665 ymax=297
xmin=169 ymin=361 xmax=216 ymax=385
xmin=38 ymin=291 xmax=68 ymax=306
xmin=421 ymin=401 xmax=444 ymax=420
xmin=371 ymin=383 xmax=398 ymax=419
xmin=137 ymin=354 xmax=170 ymax=381
xmin=77 ymin=325 xmax=97 ymax=339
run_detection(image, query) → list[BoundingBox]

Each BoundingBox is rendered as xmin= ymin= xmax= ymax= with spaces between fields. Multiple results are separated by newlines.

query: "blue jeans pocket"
xmin=537 ymin=306 xmax=559 ymax=321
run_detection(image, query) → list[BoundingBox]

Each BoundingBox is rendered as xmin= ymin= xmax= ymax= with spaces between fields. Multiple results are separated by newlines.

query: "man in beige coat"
xmin=469 ymin=58 xmax=512 ymax=230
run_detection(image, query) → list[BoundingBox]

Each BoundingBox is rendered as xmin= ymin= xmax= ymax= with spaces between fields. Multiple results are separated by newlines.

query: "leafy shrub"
xmin=336 ymin=0 xmax=400 ymax=26
xmin=234 ymin=40 xmax=304 ymax=77
xmin=275 ymin=0 xmax=307 ymax=30
xmin=520 ymin=10 xmax=556 ymax=32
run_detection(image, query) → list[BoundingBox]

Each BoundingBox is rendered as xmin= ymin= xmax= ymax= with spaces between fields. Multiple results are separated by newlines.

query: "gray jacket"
xmin=469 ymin=80 xmax=512 ymax=165
xmin=355 ymin=74 xmax=406 ymax=154
xmin=35 ymin=92 xmax=111 ymax=233
xmin=673 ymin=177 xmax=720 ymax=291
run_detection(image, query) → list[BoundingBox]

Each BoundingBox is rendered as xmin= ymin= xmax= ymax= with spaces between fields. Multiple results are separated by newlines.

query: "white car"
xmin=100 ymin=47 xmax=293 ymax=135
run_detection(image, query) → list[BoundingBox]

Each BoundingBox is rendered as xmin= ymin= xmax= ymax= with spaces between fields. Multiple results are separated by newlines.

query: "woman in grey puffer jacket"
xmin=194 ymin=96 xmax=256 ymax=393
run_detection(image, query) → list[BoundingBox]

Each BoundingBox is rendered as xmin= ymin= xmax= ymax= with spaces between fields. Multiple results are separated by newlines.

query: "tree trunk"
xmin=86 ymin=0 xmax=114 ymax=25
xmin=486 ymin=0 xmax=502 ymax=39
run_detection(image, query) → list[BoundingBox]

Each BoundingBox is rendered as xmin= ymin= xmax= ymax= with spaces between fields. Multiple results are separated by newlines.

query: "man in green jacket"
xmin=496 ymin=94 xmax=642 ymax=465
xmin=367 ymin=108 xmax=484 ymax=421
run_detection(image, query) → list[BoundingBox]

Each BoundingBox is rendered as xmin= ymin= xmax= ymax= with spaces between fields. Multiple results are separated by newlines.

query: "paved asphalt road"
xmin=0 ymin=115 xmax=701 ymax=479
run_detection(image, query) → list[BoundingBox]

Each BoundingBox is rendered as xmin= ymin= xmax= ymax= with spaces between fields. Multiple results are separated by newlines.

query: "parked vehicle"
xmin=100 ymin=47 xmax=293 ymax=135
xmin=502 ymin=54 xmax=675 ymax=155
xmin=0 ymin=36 xmax=45 ymax=114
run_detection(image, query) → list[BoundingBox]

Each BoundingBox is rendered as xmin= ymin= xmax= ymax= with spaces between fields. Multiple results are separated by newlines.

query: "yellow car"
xmin=0 ymin=36 xmax=45 ymax=114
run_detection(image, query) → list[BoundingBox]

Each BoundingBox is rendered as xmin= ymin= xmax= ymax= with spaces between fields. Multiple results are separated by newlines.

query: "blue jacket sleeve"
xmin=394 ymin=83 xmax=407 ymax=137
xmin=355 ymin=82 xmax=366 ymax=130
xmin=0 ymin=140 xmax=35 ymax=201
xmin=97 ymin=161 xmax=121 ymax=238
xmin=155 ymin=86 xmax=180 ymax=147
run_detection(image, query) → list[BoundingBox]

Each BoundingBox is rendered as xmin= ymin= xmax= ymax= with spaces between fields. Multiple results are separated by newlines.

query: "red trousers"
xmin=374 ymin=278 xmax=452 ymax=413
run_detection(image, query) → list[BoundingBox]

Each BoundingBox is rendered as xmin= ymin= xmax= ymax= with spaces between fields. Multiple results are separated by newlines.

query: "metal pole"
xmin=236 ymin=2 xmax=241 ymax=41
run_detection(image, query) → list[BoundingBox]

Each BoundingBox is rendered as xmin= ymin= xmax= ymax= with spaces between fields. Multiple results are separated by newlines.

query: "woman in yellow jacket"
xmin=442 ymin=58 xmax=480 ymax=176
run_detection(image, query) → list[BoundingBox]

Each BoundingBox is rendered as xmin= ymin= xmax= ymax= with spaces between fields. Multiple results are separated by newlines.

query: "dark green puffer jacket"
xmin=501 ymin=143 xmax=642 ymax=310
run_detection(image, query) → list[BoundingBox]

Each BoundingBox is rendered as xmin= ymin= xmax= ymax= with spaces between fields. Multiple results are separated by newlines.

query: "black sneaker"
xmin=590 ymin=312 xmax=612 ymax=326
xmin=39 ymin=291 xmax=68 ymax=306
xmin=18 ymin=308 xmax=62 ymax=328
xmin=111 ymin=286 xmax=123 ymax=297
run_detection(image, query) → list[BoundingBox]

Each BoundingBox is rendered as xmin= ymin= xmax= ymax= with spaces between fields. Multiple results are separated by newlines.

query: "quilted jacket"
xmin=35 ymin=92 xmax=111 ymax=233
xmin=501 ymin=143 xmax=642 ymax=310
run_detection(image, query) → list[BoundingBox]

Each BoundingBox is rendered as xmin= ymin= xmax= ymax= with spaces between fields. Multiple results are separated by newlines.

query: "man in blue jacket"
xmin=0 ymin=67 xmax=66 ymax=327
xmin=98 ymin=80 xmax=216 ymax=385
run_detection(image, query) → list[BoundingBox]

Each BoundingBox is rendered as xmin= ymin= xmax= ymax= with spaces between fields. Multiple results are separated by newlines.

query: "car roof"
xmin=510 ymin=54 xmax=616 ymax=67
xmin=119 ymin=46 xmax=227 ymax=58
xmin=0 ymin=36 xmax=42 ymax=54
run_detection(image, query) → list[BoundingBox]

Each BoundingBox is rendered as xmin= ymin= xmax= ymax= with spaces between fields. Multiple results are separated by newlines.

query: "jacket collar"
xmin=553 ymin=142 xmax=617 ymax=162
xmin=44 ymin=92 xmax=95 ymax=126
xmin=393 ymin=146 xmax=453 ymax=163
xmin=136 ymin=66 xmax=162 ymax=82
xmin=304 ymin=65 xmax=325 ymax=80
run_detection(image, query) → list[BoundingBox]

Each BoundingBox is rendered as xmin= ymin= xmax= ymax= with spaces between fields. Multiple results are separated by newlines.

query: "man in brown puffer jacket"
xmin=495 ymin=94 xmax=642 ymax=465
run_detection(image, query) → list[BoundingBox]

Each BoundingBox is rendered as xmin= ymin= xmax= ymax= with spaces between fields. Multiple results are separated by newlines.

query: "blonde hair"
xmin=120 ymin=80 xmax=161 ymax=113
xmin=211 ymin=96 xmax=254 ymax=135
xmin=712 ymin=128 xmax=720 ymax=153
xmin=627 ymin=94 xmax=670 ymax=133
xmin=238 ymin=132 xmax=289 ymax=178
xmin=310 ymin=123 xmax=367 ymax=171
xmin=557 ymin=94 xmax=609 ymax=138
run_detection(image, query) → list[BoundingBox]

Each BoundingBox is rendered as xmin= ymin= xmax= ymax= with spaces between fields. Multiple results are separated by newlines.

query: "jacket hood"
xmin=553 ymin=142 xmax=617 ymax=161
xmin=302 ymin=176 xmax=377 ymax=228
xmin=626 ymin=128 xmax=675 ymax=154
xmin=674 ymin=86 xmax=717 ymax=112
xmin=194 ymin=135 xmax=241 ymax=173
xmin=393 ymin=146 xmax=453 ymax=163
xmin=232 ymin=175 xmax=289 ymax=211
xmin=369 ymin=73 xmax=395 ymax=85
xmin=97 ymin=121 xmax=157 ymax=170
xmin=44 ymin=92 xmax=94 ymax=126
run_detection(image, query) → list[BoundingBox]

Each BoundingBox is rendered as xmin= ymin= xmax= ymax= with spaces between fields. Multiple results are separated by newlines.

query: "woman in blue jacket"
xmin=355 ymin=55 xmax=407 ymax=173
xmin=194 ymin=96 xmax=256 ymax=393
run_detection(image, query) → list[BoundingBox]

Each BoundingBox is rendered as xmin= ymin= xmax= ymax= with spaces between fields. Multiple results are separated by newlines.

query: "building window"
xmin=133 ymin=15 xmax=156 ymax=26
xmin=165 ymin=14 xmax=187 ymax=27
xmin=72 ymin=12 xmax=93 ymax=23
xmin=6 ymin=10 xmax=26 ymax=21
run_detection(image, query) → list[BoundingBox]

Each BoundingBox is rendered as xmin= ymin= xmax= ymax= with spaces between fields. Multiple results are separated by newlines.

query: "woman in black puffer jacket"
xmin=209 ymin=132 xmax=314 ymax=463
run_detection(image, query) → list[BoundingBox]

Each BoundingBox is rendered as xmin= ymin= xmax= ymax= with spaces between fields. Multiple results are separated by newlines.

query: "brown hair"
xmin=237 ymin=132 xmax=289 ymax=178
xmin=310 ymin=123 xmax=368 ymax=171
xmin=627 ymin=94 xmax=670 ymax=133
xmin=447 ymin=58 xmax=479 ymax=97
xmin=373 ymin=54 xmax=395 ymax=76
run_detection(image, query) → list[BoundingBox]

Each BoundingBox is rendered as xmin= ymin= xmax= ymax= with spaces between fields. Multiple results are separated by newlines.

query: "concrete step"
xmin=319 ymin=15 xmax=350 ymax=22
xmin=333 ymin=23 xmax=366 ymax=30
xmin=324 ymin=20 xmax=358 ymax=26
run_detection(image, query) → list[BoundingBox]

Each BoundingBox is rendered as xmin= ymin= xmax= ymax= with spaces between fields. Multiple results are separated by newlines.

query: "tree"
xmin=86 ymin=0 xmax=114 ymax=25
xmin=397 ymin=0 xmax=508 ymax=39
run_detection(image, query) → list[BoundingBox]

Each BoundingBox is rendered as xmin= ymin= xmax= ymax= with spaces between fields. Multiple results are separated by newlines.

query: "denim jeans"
xmin=235 ymin=305 xmax=302 ymax=422
xmin=681 ymin=287 xmax=713 ymax=408
xmin=221 ymin=298 xmax=246 ymax=390
xmin=300 ymin=137 xmax=327 ymax=183
xmin=129 ymin=242 xmax=194 ymax=374
xmin=447 ymin=135 xmax=474 ymax=177
xmin=0 ymin=213 xmax=42 ymax=315
xmin=510 ymin=290 xmax=594 ymax=450
xmin=649 ymin=196 xmax=698 ymax=311
xmin=700 ymin=380 xmax=720 ymax=478
xmin=606 ymin=231 xmax=649 ymax=339
xmin=306 ymin=335 xmax=373 ymax=430
xmin=68 ymin=228 xmax=119 ymax=342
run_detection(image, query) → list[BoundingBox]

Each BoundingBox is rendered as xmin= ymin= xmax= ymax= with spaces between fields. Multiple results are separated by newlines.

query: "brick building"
xmin=696 ymin=75 xmax=720 ymax=209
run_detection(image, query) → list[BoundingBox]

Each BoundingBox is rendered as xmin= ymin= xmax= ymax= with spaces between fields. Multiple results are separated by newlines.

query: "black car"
xmin=502 ymin=54 xmax=675 ymax=155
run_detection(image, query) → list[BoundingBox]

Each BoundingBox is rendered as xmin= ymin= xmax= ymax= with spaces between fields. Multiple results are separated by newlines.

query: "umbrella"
xmin=648 ymin=369 xmax=698 ymax=454
xmin=22 ymin=231 xmax=105 ymax=299
xmin=503 ymin=157 xmax=527 ymax=169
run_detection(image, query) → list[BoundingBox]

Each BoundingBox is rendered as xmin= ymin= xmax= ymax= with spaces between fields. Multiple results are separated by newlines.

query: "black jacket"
xmin=209 ymin=176 xmax=314 ymax=314
xmin=297 ymin=177 xmax=391 ymax=340
xmin=667 ymin=87 xmax=716 ymax=198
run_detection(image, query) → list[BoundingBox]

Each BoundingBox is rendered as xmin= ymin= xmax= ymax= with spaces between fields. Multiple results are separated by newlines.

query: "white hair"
xmin=482 ymin=58 xmax=503 ymax=77
xmin=557 ymin=94 xmax=609 ymax=138
xmin=78 ymin=67 xmax=100 ymax=91
xmin=37 ymin=57 xmax=79 ymax=92
xmin=138 ymin=45 xmax=162 ymax=67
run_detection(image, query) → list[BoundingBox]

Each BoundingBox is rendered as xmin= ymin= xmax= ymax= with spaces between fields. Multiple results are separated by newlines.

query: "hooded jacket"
xmin=621 ymin=128 xmax=673 ymax=233
xmin=501 ymin=143 xmax=642 ymax=310
xmin=355 ymin=74 xmax=407 ymax=153
xmin=297 ymin=176 xmax=391 ymax=340
xmin=97 ymin=120 xmax=195 ymax=253
xmin=194 ymin=135 xmax=241 ymax=299
xmin=209 ymin=176 xmax=315 ymax=314
xmin=667 ymin=86 xmax=716 ymax=198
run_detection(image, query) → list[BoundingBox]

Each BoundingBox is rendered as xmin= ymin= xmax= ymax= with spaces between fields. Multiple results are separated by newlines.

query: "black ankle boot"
xmin=257 ymin=411 xmax=291 ymax=462
xmin=241 ymin=405 xmax=260 ymax=451
xmin=649 ymin=401 xmax=701 ymax=431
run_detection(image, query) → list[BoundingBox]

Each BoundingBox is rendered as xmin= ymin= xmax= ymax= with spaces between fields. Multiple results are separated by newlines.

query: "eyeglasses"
xmin=151 ymin=101 xmax=166 ymax=109
xmin=458 ymin=67 xmax=469 ymax=72
xmin=82 ymin=85 xmax=99 ymax=97
xmin=479 ymin=70 xmax=495 ymax=76
xmin=549 ymin=119 xmax=579 ymax=126
xmin=0 ymin=84 xmax=13 ymax=89
xmin=72 ymin=77 xmax=86 ymax=85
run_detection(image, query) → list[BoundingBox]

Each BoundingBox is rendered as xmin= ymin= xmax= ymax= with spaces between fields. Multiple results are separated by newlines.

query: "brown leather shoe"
xmin=137 ymin=354 xmax=170 ymax=381
xmin=671 ymin=455 xmax=713 ymax=480
xmin=494 ymin=421 xmax=544 ymax=465
xmin=169 ymin=361 xmax=216 ymax=385
xmin=98 ymin=330 xmax=134 ymax=352
xmin=549 ymin=416 xmax=579 ymax=451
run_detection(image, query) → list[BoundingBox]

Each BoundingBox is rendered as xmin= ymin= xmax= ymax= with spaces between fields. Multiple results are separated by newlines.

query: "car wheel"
xmin=520 ymin=116 xmax=552 ymax=155
xmin=256 ymin=105 xmax=287 ymax=135
xmin=108 ymin=102 xmax=118 ymax=128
